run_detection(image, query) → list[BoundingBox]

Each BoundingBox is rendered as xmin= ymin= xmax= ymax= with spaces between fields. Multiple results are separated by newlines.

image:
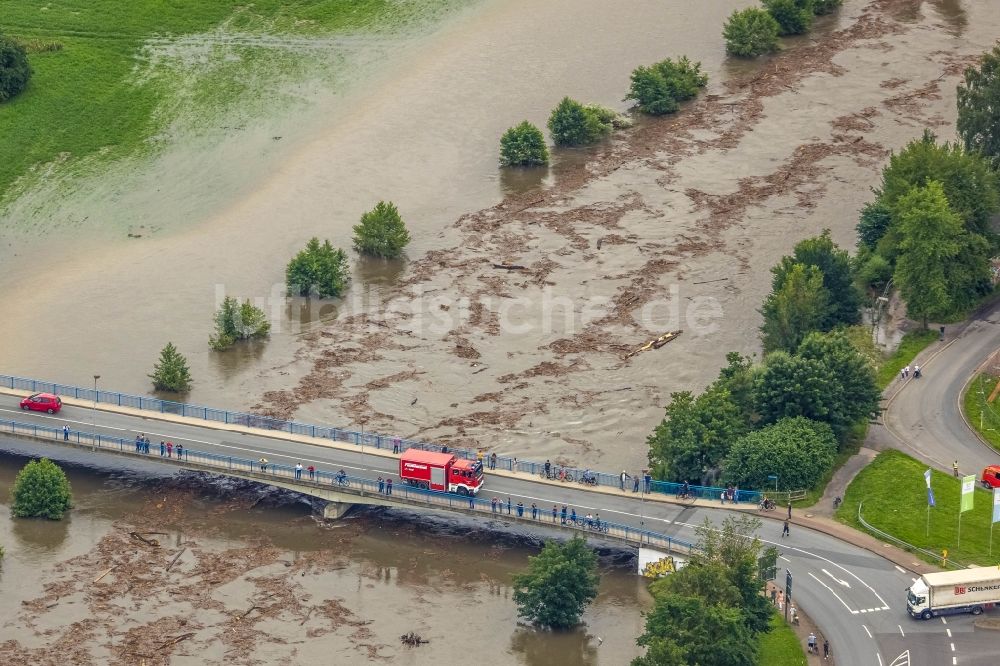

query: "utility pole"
xmin=91 ymin=375 xmax=100 ymax=451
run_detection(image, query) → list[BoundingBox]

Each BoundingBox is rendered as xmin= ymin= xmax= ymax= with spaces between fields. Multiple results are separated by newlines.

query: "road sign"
xmin=784 ymin=570 xmax=793 ymax=623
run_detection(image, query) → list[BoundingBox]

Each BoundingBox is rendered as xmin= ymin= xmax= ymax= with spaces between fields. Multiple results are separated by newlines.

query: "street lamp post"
xmin=768 ymin=474 xmax=778 ymax=495
xmin=91 ymin=374 xmax=101 ymax=451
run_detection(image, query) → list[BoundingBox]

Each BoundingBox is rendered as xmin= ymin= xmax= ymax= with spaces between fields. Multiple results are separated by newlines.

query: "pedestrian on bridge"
xmin=506 ymin=497 xmax=512 ymax=515
xmin=258 ymin=457 xmax=267 ymax=472
xmin=167 ymin=442 xmax=174 ymax=457
xmin=385 ymin=478 xmax=392 ymax=495
xmin=516 ymin=502 xmax=523 ymax=517
xmin=159 ymin=441 xmax=165 ymax=456
xmin=552 ymin=505 xmax=557 ymax=522
xmin=643 ymin=470 xmax=651 ymax=493
xmin=295 ymin=463 xmax=303 ymax=480
xmin=392 ymin=438 xmax=401 ymax=454
xmin=620 ymin=470 xmax=629 ymax=490
xmin=787 ymin=501 xmax=792 ymax=520
xmin=633 ymin=474 xmax=640 ymax=492
xmin=560 ymin=505 xmax=568 ymax=524
xmin=63 ymin=425 xmax=69 ymax=441
xmin=469 ymin=494 xmax=475 ymax=509
xmin=378 ymin=477 xmax=385 ymax=493
xmin=136 ymin=434 xmax=142 ymax=452
xmin=143 ymin=437 xmax=150 ymax=454
xmin=308 ymin=465 xmax=315 ymax=480
xmin=490 ymin=453 xmax=497 ymax=470
xmin=176 ymin=443 xmax=184 ymax=459
xmin=531 ymin=503 xmax=538 ymax=519
xmin=570 ymin=508 xmax=577 ymax=524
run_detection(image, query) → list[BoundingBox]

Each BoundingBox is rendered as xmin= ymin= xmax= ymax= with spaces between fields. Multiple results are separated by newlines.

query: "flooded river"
xmin=0 ymin=443 xmax=649 ymax=664
xmin=1 ymin=0 xmax=997 ymax=473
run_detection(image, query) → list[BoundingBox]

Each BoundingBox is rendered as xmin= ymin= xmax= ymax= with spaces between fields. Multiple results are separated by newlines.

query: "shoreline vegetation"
xmin=0 ymin=0 xmax=469 ymax=203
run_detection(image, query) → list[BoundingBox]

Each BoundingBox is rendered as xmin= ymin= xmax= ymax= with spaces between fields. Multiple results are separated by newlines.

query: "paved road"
xmin=1 ymin=396 xmax=991 ymax=666
xmin=881 ymin=307 xmax=1000 ymax=478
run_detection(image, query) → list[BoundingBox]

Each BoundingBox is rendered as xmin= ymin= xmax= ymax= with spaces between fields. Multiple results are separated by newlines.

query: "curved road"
xmin=881 ymin=305 xmax=1000 ymax=478
xmin=2 ymin=394 xmax=995 ymax=665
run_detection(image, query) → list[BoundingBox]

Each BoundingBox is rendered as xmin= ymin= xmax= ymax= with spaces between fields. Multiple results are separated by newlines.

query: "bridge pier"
xmin=322 ymin=501 xmax=353 ymax=520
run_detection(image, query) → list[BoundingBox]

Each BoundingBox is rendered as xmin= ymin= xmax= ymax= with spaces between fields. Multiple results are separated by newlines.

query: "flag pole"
xmin=926 ymin=503 xmax=930 ymax=538
xmin=958 ymin=508 xmax=962 ymax=552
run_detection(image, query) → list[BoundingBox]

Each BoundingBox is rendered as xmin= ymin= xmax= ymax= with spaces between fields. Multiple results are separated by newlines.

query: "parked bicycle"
xmin=579 ymin=470 xmax=598 ymax=486
xmin=335 ymin=471 xmax=350 ymax=487
xmin=539 ymin=467 xmax=575 ymax=483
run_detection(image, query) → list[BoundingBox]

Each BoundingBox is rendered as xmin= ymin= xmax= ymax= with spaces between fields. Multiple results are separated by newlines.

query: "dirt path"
xmin=253 ymin=0 xmax=995 ymax=472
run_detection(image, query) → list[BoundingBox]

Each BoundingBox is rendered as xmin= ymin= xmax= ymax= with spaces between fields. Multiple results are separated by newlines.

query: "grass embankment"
xmin=0 ymin=0 xmax=460 ymax=200
xmin=837 ymin=450 xmax=999 ymax=566
xmin=876 ymin=329 xmax=938 ymax=389
xmin=757 ymin=613 xmax=807 ymax=666
xmin=963 ymin=373 xmax=1000 ymax=453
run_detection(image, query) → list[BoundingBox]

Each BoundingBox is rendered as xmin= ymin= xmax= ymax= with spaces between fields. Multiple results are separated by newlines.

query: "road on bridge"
xmin=0 ymin=394 xmax=995 ymax=666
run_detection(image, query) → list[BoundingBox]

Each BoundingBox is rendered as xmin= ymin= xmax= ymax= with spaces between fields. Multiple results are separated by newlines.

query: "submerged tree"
xmin=209 ymin=296 xmax=270 ymax=350
xmin=11 ymin=458 xmax=72 ymax=520
xmin=499 ymin=121 xmax=549 ymax=167
xmin=286 ymin=237 xmax=350 ymax=298
xmin=512 ymin=536 xmax=599 ymax=630
xmin=957 ymin=43 xmax=1000 ymax=170
xmin=353 ymin=201 xmax=411 ymax=259
xmin=723 ymin=8 xmax=781 ymax=57
xmin=149 ymin=342 xmax=192 ymax=392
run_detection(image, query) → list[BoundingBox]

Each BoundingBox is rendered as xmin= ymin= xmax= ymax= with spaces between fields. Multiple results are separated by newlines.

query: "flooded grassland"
xmin=0 ymin=0 xmax=996 ymax=473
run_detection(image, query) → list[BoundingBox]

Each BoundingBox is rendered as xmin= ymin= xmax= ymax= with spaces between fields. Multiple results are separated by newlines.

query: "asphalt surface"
xmin=881 ymin=307 xmax=1000 ymax=479
xmin=2 ymin=394 xmax=995 ymax=665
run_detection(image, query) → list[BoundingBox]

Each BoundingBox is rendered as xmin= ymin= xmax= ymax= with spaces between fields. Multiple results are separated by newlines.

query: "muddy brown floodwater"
xmin=1 ymin=0 xmax=997 ymax=475
xmin=0 ymin=446 xmax=648 ymax=665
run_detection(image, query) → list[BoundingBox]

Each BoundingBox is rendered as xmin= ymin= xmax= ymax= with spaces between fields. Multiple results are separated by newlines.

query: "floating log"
xmin=166 ymin=548 xmax=186 ymax=572
xmin=492 ymin=263 xmax=526 ymax=270
xmin=622 ymin=330 xmax=682 ymax=361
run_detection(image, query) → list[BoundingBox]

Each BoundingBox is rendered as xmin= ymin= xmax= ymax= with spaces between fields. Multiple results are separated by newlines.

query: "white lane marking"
xmin=863 ymin=624 xmax=872 ymax=638
xmin=888 ymin=652 xmax=909 ymax=666
xmin=895 ymin=565 xmax=906 ymax=574
xmin=877 ymin=653 xmax=883 ymax=666
xmin=823 ymin=568 xmax=852 ymax=588
xmin=898 ymin=624 xmax=904 ymax=637
xmin=0 ymin=409 xmax=220 ymax=445
xmin=946 ymin=628 xmax=951 ymax=638
xmin=809 ymin=571 xmax=860 ymax=614
xmin=952 ymin=658 xmax=956 ymax=665
xmin=942 ymin=617 xmax=947 ymax=625
xmin=779 ymin=555 xmax=791 ymax=562
xmin=950 ymin=643 xmax=955 ymax=652
xmin=676 ymin=520 xmax=892 ymax=611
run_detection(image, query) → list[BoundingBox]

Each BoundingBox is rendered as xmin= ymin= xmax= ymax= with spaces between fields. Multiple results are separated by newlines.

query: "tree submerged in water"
xmin=353 ymin=201 xmax=411 ymax=260
xmin=499 ymin=121 xmax=549 ymax=167
xmin=512 ymin=536 xmax=599 ymax=630
xmin=149 ymin=341 xmax=193 ymax=392
xmin=209 ymin=296 xmax=270 ymax=350
xmin=11 ymin=458 xmax=73 ymax=520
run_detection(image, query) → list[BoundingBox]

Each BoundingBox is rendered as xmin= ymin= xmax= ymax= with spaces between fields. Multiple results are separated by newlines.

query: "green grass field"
xmin=757 ymin=612 xmax=807 ymax=666
xmin=963 ymin=373 xmax=1000 ymax=453
xmin=876 ymin=329 xmax=939 ymax=389
xmin=837 ymin=450 xmax=1000 ymax=566
xmin=0 ymin=0 xmax=464 ymax=201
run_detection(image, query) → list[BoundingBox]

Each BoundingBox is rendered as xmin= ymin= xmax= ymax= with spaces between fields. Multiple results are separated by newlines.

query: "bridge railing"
xmin=0 ymin=373 xmax=762 ymax=505
xmin=0 ymin=416 xmax=698 ymax=554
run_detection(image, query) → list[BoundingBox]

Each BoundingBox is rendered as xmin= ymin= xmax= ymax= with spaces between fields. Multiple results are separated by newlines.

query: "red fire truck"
xmin=398 ymin=449 xmax=484 ymax=496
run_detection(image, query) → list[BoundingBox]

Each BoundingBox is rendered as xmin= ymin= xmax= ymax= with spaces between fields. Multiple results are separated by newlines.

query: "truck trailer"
xmin=907 ymin=566 xmax=1000 ymax=620
xmin=398 ymin=449 xmax=484 ymax=496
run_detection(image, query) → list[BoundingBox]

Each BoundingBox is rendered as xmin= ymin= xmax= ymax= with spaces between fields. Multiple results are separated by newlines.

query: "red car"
xmin=982 ymin=465 xmax=1000 ymax=490
xmin=19 ymin=392 xmax=62 ymax=414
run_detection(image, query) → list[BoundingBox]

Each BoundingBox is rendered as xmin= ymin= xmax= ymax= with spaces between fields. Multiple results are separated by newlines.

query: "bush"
xmin=958 ymin=44 xmax=1000 ymax=170
xmin=286 ymin=237 xmax=350 ymax=298
xmin=11 ymin=458 xmax=72 ymax=520
xmin=547 ymin=97 xmax=611 ymax=147
xmin=724 ymin=417 xmax=836 ymax=491
xmin=149 ymin=342 xmax=192 ymax=392
xmin=499 ymin=121 xmax=549 ymax=167
xmin=762 ymin=0 xmax=814 ymax=35
xmin=812 ymin=0 xmax=843 ymax=14
xmin=584 ymin=104 xmax=633 ymax=129
xmin=512 ymin=536 xmax=599 ymax=629
xmin=0 ymin=35 xmax=31 ymax=102
xmin=209 ymin=296 xmax=270 ymax=350
xmin=353 ymin=201 xmax=411 ymax=259
xmin=625 ymin=56 xmax=708 ymax=116
xmin=723 ymin=8 xmax=781 ymax=57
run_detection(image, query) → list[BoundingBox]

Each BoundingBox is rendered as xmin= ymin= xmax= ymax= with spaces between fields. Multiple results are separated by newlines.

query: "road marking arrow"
xmin=822 ymin=568 xmax=851 ymax=588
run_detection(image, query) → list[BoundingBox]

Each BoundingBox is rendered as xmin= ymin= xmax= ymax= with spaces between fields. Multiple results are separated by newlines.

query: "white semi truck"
xmin=907 ymin=567 xmax=1000 ymax=620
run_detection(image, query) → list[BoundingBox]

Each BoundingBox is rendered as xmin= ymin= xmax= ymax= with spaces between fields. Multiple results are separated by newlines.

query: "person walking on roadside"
xmin=378 ymin=476 xmax=385 ymax=493
xmin=914 ymin=365 xmax=922 ymax=379
xmin=953 ymin=460 xmax=960 ymax=477
xmin=531 ymin=503 xmax=538 ymax=520
xmin=900 ymin=367 xmax=906 ymax=381
xmin=904 ymin=365 xmax=910 ymax=379
xmin=823 ymin=640 xmax=830 ymax=659
xmin=807 ymin=633 xmax=817 ymax=654
xmin=159 ymin=440 xmax=166 ymax=456
xmin=385 ymin=478 xmax=392 ymax=495
xmin=782 ymin=520 xmax=790 ymax=537
xmin=620 ymin=470 xmax=629 ymax=490
xmin=787 ymin=501 xmax=792 ymax=520
xmin=295 ymin=463 xmax=303 ymax=480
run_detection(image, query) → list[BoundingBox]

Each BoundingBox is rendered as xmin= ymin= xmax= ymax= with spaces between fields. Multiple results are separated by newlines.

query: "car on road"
xmin=19 ymin=392 xmax=62 ymax=414
xmin=982 ymin=465 xmax=1000 ymax=490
